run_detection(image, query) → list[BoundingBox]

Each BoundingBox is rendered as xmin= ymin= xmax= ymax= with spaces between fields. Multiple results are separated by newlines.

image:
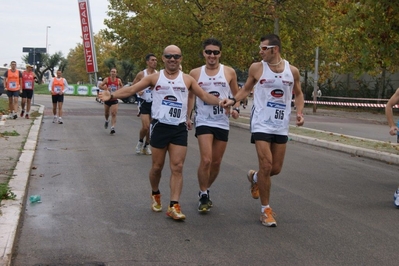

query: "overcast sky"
xmin=0 ymin=0 xmax=109 ymax=67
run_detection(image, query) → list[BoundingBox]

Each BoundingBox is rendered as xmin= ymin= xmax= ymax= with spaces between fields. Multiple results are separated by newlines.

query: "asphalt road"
xmin=11 ymin=95 xmax=399 ymax=265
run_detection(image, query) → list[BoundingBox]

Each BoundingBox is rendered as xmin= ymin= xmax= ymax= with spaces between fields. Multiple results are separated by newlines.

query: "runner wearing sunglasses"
xmin=221 ymin=34 xmax=305 ymax=227
xmin=100 ymin=45 xmax=224 ymax=221
xmin=187 ymin=38 xmax=241 ymax=212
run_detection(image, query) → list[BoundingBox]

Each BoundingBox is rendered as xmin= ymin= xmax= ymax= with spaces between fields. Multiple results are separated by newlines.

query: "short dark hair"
xmin=202 ymin=38 xmax=222 ymax=50
xmin=145 ymin=53 xmax=155 ymax=61
xmin=260 ymin=34 xmax=281 ymax=52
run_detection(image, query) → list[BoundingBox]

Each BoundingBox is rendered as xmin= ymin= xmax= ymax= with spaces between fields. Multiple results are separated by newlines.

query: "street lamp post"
xmin=46 ymin=26 xmax=51 ymax=53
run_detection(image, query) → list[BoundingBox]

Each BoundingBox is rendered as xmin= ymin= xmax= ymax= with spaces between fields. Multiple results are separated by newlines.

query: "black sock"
xmin=170 ymin=201 xmax=178 ymax=207
xmin=139 ymin=139 xmax=144 ymax=143
xmin=152 ymin=190 xmax=160 ymax=195
xmin=144 ymin=142 xmax=149 ymax=147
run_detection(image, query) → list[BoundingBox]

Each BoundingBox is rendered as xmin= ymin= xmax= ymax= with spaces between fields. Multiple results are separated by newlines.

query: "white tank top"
xmin=195 ymin=64 xmax=231 ymax=130
xmin=250 ymin=60 xmax=294 ymax=135
xmin=141 ymin=69 xmax=157 ymax=102
xmin=151 ymin=70 xmax=188 ymax=125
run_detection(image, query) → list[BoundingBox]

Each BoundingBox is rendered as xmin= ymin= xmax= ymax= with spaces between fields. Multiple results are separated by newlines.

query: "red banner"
xmin=78 ymin=0 xmax=96 ymax=73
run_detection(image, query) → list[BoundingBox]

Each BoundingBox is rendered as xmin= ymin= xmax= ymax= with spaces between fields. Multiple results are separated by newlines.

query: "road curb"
xmin=0 ymin=104 xmax=44 ymax=266
xmin=230 ymin=120 xmax=399 ymax=165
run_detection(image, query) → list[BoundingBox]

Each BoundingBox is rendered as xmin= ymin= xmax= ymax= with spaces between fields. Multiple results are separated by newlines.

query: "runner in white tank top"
xmin=221 ymin=34 xmax=304 ymax=227
xmin=195 ymin=64 xmax=231 ymax=130
xmin=141 ymin=69 xmax=155 ymax=103
xmin=188 ymin=38 xmax=240 ymax=212
xmin=152 ymin=70 xmax=188 ymax=125
xmin=251 ymin=59 xmax=294 ymax=136
xmin=133 ymin=53 xmax=158 ymax=155
xmin=100 ymin=45 xmax=224 ymax=221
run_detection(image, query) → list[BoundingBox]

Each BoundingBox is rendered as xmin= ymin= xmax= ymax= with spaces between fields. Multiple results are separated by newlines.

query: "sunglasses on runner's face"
xmin=259 ymin=45 xmax=276 ymax=51
xmin=164 ymin=54 xmax=182 ymax=59
xmin=204 ymin=50 xmax=221 ymax=55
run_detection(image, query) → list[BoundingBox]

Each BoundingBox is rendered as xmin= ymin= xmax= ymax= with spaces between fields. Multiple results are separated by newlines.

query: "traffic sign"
xmin=22 ymin=47 xmax=47 ymax=53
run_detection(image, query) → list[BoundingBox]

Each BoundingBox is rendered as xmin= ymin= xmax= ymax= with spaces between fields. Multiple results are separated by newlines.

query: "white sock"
xmin=199 ymin=190 xmax=207 ymax=196
xmin=253 ymin=172 xmax=258 ymax=183
xmin=261 ymin=205 xmax=270 ymax=213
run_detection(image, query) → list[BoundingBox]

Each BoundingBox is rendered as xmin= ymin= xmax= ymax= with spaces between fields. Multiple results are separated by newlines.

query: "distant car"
xmin=0 ymin=76 xmax=4 ymax=96
xmin=121 ymin=83 xmax=137 ymax=104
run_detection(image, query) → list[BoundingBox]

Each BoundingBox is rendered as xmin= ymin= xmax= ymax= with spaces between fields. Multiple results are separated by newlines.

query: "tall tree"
xmin=323 ymin=0 xmax=399 ymax=97
xmin=23 ymin=52 xmax=65 ymax=83
xmin=104 ymin=0 xmax=326 ymax=73
xmin=63 ymin=32 xmax=117 ymax=84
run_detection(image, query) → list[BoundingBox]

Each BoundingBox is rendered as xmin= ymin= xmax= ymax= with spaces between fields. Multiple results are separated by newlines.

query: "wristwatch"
xmin=233 ymin=107 xmax=240 ymax=113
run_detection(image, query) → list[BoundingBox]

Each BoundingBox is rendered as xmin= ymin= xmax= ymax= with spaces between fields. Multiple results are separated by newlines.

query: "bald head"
xmin=164 ymin=45 xmax=181 ymax=55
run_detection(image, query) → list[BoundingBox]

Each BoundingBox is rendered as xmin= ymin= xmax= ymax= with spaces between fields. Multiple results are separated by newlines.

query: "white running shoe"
xmin=135 ymin=141 xmax=144 ymax=154
xmin=144 ymin=145 xmax=152 ymax=155
xmin=394 ymin=188 xmax=399 ymax=207
xmin=53 ymin=116 xmax=58 ymax=123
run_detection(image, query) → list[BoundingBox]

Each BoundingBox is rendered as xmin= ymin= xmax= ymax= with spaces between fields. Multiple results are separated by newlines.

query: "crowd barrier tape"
xmin=303 ymin=100 xmax=398 ymax=108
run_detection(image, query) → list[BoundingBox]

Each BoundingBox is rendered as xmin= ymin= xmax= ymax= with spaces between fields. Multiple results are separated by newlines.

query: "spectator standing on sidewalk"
xmin=133 ymin=53 xmax=158 ymax=155
xmin=48 ymin=70 xmax=68 ymax=124
xmin=20 ymin=64 xmax=38 ymax=119
xmin=3 ymin=61 xmax=22 ymax=119
xmin=385 ymin=87 xmax=399 ymax=207
xmin=222 ymin=34 xmax=305 ymax=227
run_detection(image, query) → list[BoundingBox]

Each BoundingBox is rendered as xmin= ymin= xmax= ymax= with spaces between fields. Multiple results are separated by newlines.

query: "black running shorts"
xmin=52 ymin=94 xmax=64 ymax=103
xmin=6 ymin=91 xmax=19 ymax=97
xmin=140 ymin=101 xmax=152 ymax=115
xmin=20 ymin=89 xmax=34 ymax=99
xmin=251 ymin=133 xmax=288 ymax=144
xmin=104 ymin=100 xmax=119 ymax=106
xmin=150 ymin=120 xmax=188 ymax=148
xmin=195 ymin=125 xmax=229 ymax=142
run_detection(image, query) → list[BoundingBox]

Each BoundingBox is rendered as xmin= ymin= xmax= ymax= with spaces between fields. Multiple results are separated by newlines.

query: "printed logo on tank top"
xmin=173 ymin=86 xmax=186 ymax=93
xmin=282 ymin=80 xmax=293 ymax=86
xmin=213 ymin=82 xmax=227 ymax=87
xmin=155 ymin=85 xmax=169 ymax=91
xmin=259 ymin=79 xmax=275 ymax=85
xmin=203 ymin=91 xmax=220 ymax=106
xmin=162 ymin=95 xmax=182 ymax=109
xmin=271 ymin=89 xmax=284 ymax=98
xmin=198 ymin=81 xmax=212 ymax=87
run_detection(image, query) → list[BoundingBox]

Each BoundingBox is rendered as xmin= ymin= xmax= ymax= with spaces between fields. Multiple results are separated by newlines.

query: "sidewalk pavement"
xmin=0 ymin=101 xmax=397 ymax=265
xmin=0 ymin=104 xmax=44 ymax=266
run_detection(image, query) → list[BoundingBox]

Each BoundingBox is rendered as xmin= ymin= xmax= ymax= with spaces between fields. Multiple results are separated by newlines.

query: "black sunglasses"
xmin=164 ymin=54 xmax=182 ymax=59
xmin=204 ymin=50 xmax=221 ymax=55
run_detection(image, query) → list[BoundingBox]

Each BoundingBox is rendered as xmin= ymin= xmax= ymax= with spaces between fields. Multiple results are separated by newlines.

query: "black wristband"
xmin=233 ymin=107 xmax=240 ymax=113
xmin=229 ymin=97 xmax=237 ymax=105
